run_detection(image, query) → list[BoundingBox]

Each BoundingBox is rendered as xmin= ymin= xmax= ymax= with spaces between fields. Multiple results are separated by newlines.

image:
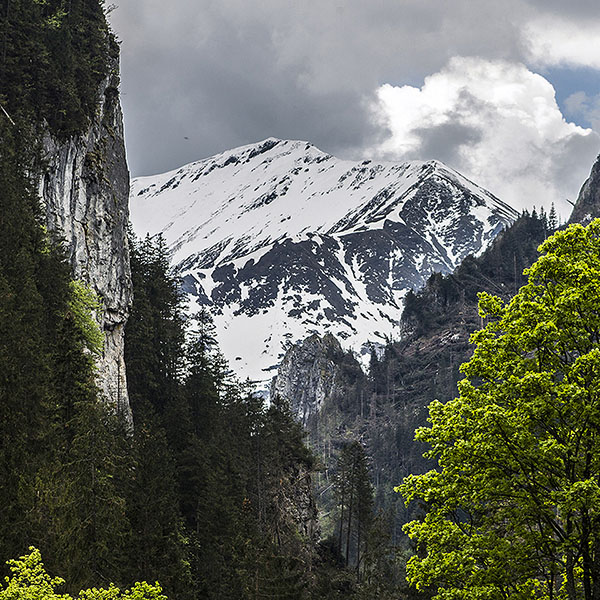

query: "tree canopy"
xmin=399 ymin=219 xmax=600 ymax=600
xmin=0 ymin=548 xmax=165 ymax=600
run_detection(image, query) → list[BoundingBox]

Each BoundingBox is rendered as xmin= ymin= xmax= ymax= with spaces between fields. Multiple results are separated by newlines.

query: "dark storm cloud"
xmin=114 ymin=7 xmax=384 ymax=176
xmin=413 ymin=122 xmax=483 ymax=165
xmin=109 ymin=0 xmax=527 ymax=176
xmin=408 ymin=88 xmax=486 ymax=164
xmin=109 ymin=0 xmax=600 ymax=178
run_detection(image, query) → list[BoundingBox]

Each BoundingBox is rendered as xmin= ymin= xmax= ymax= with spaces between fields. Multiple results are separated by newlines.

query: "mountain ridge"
xmin=130 ymin=138 xmax=518 ymax=386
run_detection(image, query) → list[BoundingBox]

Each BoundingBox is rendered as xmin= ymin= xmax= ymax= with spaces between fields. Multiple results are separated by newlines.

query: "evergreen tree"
xmin=334 ymin=442 xmax=373 ymax=574
xmin=548 ymin=201 xmax=558 ymax=230
xmin=125 ymin=233 xmax=186 ymax=418
xmin=126 ymin=406 xmax=192 ymax=598
xmin=124 ymin=232 xmax=191 ymax=598
xmin=0 ymin=0 xmax=116 ymax=139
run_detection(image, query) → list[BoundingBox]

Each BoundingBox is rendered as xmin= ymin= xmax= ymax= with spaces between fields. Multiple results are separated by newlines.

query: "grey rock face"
xmin=39 ymin=59 xmax=132 ymax=423
xmin=278 ymin=462 xmax=320 ymax=549
xmin=569 ymin=154 xmax=600 ymax=225
xmin=271 ymin=333 xmax=348 ymax=427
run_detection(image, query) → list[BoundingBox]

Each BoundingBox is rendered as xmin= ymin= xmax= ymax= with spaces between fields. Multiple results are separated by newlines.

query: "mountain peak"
xmin=130 ymin=140 xmax=518 ymax=389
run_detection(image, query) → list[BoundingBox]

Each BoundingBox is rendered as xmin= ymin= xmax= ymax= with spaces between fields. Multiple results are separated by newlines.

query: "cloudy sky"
xmin=109 ymin=0 xmax=600 ymax=218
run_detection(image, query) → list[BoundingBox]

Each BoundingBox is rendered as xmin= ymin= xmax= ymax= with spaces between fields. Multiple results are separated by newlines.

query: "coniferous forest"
xmin=4 ymin=2 xmax=600 ymax=600
xmin=0 ymin=2 xmax=399 ymax=588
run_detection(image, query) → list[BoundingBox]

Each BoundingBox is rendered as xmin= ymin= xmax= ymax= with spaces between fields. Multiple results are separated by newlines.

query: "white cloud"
xmin=371 ymin=57 xmax=600 ymax=218
xmin=523 ymin=16 xmax=600 ymax=69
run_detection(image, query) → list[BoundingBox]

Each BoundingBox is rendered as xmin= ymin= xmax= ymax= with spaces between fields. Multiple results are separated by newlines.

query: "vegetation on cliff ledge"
xmin=1 ymin=0 xmax=116 ymax=139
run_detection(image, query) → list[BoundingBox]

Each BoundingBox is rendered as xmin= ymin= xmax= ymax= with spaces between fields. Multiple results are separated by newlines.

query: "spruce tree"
xmin=124 ymin=232 xmax=191 ymax=598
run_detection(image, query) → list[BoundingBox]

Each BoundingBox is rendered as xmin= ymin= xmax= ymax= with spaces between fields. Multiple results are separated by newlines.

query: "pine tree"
xmin=125 ymin=232 xmax=186 ymax=418
xmin=126 ymin=404 xmax=192 ymax=598
xmin=548 ymin=201 xmax=558 ymax=230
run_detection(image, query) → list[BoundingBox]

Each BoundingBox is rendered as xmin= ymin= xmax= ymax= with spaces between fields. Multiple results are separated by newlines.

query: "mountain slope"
xmin=269 ymin=212 xmax=555 ymax=542
xmin=130 ymin=138 xmax=518 ymax=385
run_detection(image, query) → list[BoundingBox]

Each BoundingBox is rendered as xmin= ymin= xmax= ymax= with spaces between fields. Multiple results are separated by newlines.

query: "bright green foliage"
xmin=0 ymin=548 xmax=166 ymax=600
xmin=399 ymin=220 xmax=600 ymax=600
xmin=0 ymin=548 xmax=70 ymax=600
xmin=67 ymin=280 xmax=103 ymax=355
xmin=76 ymin=581 xmax=166 ymax=600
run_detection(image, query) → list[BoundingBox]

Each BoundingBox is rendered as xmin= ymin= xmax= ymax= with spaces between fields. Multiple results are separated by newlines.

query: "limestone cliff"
xmin=39 ymin=57 xmax=132 ymax=423
xmin=569 ymin=154 xmax=600 ymax=225
xmin=271 ymin=334 xmax=355 ymax=428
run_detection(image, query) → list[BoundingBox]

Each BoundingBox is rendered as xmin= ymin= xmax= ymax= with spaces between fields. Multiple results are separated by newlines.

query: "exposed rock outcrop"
xmin=277 ymin=462 xmax=320 ymax=549
xmin=569 ymin=154 xmax=600 ymax=224
xmin=270 ymin=333 xmax=367 ymax=430
xmin=40 ymin=57 xmax=132 ymax=423
xmin=271 ymin=334 xmax=347 ymax=427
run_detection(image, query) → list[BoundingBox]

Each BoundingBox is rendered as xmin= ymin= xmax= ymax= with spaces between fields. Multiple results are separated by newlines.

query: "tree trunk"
xmin=345 ymin=456 xmax=357 ymax=567
xmin=356 ymin=521 xmax=361 ymax=582
xmin=591 ymin=534 xmax=600 ymax=600
xmin=566 ymin=550 xmax=577 ymax=600
xmin=565 ymin=516 xmax=577 ymax=600
xmin=582 ymin=515 xmax=592 ymax=600
xmin=338 ymin=488 xmax=345 ymax=557
xmin=345 ymin=484 xmax=354 ymax=567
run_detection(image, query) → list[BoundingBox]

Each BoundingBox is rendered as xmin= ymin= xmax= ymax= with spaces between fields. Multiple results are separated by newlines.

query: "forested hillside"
xmin=0 ymin=2 xmax=324 ymax=598
xmin=297 ymin=211 xmax=557 ymax=549
xmin=1 ymin=0 xmax=116 ymax=139
xmin=124 ymin=234 xmax=323 ymax=599
xmin=0 ymin=0 xmax=129 ymax=588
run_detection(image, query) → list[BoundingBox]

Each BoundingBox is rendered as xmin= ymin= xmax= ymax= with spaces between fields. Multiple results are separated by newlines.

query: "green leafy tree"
xmin=400 ymin=220 xmax=600 ymax=600
xmin=0 ymin=548 xmax=166 ymax=600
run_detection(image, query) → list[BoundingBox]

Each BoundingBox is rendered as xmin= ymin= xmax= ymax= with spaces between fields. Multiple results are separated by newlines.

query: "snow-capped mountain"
xmin=130 ymin=138 xmax=518 ymax=387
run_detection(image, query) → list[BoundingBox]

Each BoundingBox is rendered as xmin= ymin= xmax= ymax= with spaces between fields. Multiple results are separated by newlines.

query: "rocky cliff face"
xmin=569 ymin=154 xmax=600 ymax=224
xmin=278 ymin=462 xmax=320 ymax=547
xmin=271 ymin=333 xmax=367 ymax=430
xmin=40 ymin=57 xmax=132 ymax=423
xmin=271 ymin=334 xmax=347 ymax=426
